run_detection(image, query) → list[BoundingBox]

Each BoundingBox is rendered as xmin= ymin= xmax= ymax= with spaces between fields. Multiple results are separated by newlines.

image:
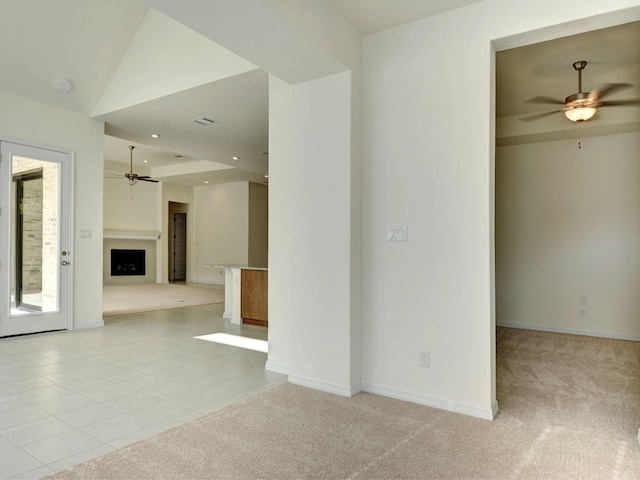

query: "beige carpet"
xmin=103 ymin=284 xmax=224 ymax=317
xmin=47 ymin=328 xmax=640 ymax=479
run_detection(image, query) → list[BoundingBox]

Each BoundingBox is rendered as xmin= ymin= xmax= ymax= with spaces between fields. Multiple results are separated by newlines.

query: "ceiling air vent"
xmin=192 ymin=117 xmax=217 ymax=126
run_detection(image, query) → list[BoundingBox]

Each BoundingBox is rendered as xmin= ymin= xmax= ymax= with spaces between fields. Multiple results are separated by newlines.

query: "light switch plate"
xmin=387 ymin=226 xmax=408 ymax=242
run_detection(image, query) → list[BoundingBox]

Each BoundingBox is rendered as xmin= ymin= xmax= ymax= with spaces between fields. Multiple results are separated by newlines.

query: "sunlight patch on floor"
xmin=195 ymin=333 xmax=268 ymax=353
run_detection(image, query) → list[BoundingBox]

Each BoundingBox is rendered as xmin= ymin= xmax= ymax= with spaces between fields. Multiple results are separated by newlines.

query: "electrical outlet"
xmin=419 ymin=351 xmax=430 ymax=367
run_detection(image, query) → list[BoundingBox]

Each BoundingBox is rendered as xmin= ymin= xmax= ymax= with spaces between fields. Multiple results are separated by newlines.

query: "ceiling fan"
xmin=123 ymin=145 xmax=158 ymax=185
xmin=522 ymin=60 xmax=639 ymax=122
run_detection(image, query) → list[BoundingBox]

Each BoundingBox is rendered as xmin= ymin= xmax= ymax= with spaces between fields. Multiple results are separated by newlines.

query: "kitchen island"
xmin=222 ymin=266 xmax=268 ymax=326
xmin=240 ymin=268 xmax=268 ymax=326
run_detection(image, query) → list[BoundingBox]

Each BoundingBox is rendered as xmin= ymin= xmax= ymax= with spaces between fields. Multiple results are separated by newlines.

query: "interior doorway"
xmin=169 ymin=202 xmax=188 ymax=282
xmin=492 ymin=16 xmax=640 ymax=434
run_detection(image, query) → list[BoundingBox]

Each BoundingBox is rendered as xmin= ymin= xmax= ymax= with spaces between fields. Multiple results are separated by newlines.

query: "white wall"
xmin=496 ymin=132 xmax=640 ymax=340
xmin=103 ymin=166 xmax=160 ymax=232
xmin=362 ymin=0 xmax=640 ymax=418
xmin=192 ymin=182 xmax=249 ymax=284
xmin=267 ymin=75 xmax=295 ymax=376
xmin=363 ymin=17 xmax=495 ymax=417
xmin=0 ymin=92 xmax=105 ymax=329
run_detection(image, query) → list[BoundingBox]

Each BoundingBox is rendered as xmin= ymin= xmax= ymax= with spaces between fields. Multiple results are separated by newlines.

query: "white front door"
xmin=0 ymin=140 xmax=72 ymax=337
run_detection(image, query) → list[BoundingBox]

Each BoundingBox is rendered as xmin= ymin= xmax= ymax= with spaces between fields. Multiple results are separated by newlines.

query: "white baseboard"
xmin=222 ymin=312 xmax=231 ymax=319
xmin=497 ymin=322 xmax=640 ymax=341
xmin=362 ymin=383 xmax=498 ymax=421
xmin=288 ymin=375 xmax=358 ymax=398
xmin=272 ymin=374 xmax=496 ymax=420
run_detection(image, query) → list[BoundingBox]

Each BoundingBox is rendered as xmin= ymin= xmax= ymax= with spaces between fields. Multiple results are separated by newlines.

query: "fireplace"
xmin=111 ymin=249 xmax=146 ymax=276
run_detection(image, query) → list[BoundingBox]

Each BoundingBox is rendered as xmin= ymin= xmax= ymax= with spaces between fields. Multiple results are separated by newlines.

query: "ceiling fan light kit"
xmin=565 ymin=105 xmax=597 ymax=122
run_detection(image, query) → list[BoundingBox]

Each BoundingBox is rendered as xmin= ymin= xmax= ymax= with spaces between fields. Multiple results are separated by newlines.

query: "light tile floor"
xmin=0 ymin=303 xmax=285 ymax=479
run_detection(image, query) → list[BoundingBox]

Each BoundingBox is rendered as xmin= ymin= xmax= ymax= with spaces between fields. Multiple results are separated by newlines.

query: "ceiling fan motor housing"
xmin=565 ymin=91 xmax=596 ymax=108
xmin=124 ymin=172 xmax=138 ymax=185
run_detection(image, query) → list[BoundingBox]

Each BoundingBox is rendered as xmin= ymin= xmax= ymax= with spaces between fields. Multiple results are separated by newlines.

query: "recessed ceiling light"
xmin=173 ymin=154 xmax=183 ymax=158
xmin=264 ymin=175 xmax=268 ymax=178
xmin=144 ymin=160 xmax=148 ymax=163
xmin=204 ymin=181 xmax=209 ymax=184
xmin=151 ymin=134 xmax=160 ymax=138
xmin=192 ymin=117 xmax=217 ymax=126
xmin=53 ymin=78 xmax=73 ymax=93
xmin=232 ymin=156 xmax=240 ymax=160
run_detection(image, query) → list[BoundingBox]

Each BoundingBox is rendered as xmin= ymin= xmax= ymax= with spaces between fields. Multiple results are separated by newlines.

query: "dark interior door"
xmin=171 ymin=212 xmax=187 ymax=281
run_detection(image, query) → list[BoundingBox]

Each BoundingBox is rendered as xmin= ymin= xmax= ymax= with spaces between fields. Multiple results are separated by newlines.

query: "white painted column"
xmin=223 ymin=266 xmax=234 ymax=319
xmin=268 ymin=72 xmax=360 ymax=395
xmin=230 ymin=267 xmax=242 ymax=325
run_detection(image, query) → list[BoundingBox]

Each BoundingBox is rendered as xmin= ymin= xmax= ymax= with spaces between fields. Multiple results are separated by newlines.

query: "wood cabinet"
xmin=241 ymin=269 xmax=268 ymax=326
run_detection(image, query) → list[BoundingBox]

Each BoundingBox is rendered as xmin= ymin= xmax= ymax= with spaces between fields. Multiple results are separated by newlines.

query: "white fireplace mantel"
xmin=103 ymin=230 xmax=161 ymax=240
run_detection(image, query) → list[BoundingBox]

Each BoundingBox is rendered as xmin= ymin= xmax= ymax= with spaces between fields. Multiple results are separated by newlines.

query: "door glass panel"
xmin=10 ymin=156 xmax=59 ymax=316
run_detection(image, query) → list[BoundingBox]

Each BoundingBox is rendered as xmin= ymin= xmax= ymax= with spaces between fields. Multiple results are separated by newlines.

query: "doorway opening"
xmin=169 ymin=202 xmax=188 ymax=283
xmin=492 ymin=16 xmax=640 ymax=427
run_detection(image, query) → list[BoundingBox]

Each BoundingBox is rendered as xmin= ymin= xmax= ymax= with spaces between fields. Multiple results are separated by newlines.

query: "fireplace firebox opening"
xmin=111 ymin=249 xmax=146 ymax=276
